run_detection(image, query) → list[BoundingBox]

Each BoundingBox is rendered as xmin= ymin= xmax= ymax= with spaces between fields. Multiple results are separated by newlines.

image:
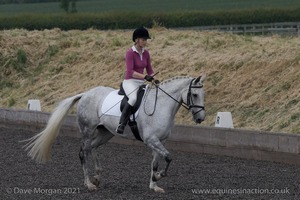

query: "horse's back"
xmin=77 ymin=86 xmax=115 ymax=125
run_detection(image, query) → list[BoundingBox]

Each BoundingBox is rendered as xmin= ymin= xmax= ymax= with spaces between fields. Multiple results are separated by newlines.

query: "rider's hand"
xmin=144 ymin=75 xmax=154 ymax=82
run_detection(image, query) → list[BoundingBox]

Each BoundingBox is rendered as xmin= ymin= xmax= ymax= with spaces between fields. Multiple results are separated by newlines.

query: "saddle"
xmin=118 ymin=83 xmax=146 ymax=113
xmin=118 ymin=83 xmax=146 ymax=142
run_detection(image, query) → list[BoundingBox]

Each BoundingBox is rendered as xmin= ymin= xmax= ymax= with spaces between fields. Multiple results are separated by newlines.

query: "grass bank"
xmin=0 ymin=28 xmax=299 ymax=133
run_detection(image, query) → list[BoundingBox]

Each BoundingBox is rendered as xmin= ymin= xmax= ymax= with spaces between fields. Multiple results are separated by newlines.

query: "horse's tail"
xmin=24 ymin=93 xmax=84 ymax=163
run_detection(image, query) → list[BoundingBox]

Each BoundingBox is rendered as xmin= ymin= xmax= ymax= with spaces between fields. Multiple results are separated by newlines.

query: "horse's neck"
xmin=151 ymin=77 xmax=192 ymax=117
xmin=159 ymin=77 xmax=192 ymax=96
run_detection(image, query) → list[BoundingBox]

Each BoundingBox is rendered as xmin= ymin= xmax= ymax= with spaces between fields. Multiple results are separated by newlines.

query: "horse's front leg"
xmin=146 ymin=138 xmax=172 ymax=193
xmin=160 ymin=154 xmax=172 ymax=177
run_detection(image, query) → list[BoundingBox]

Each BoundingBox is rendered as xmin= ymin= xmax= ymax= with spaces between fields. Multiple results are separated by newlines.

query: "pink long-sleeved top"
xmin=125 ymin=46 xmax=154 ymax=80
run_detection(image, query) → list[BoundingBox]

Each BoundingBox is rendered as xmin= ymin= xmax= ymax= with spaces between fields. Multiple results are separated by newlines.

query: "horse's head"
xmin=183 ymin=75 xmax=206 ymax=124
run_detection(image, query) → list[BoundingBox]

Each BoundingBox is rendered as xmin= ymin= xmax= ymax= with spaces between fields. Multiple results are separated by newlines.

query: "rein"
xmin=144 ymin=85 xmax=159 ymax=116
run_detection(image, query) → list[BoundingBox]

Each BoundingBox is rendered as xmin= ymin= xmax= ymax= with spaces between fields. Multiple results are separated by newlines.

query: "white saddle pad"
xmin=100 ymin=90 xmax=139 ymax=118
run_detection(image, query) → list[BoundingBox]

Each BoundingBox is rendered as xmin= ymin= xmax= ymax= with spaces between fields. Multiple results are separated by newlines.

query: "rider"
xmin=116 ymin=27 xmax=157 ymax=134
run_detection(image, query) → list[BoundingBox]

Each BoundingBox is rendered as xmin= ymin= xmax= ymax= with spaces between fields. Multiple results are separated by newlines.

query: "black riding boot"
xmin=116 ymin=103 xmax=133 ymax=134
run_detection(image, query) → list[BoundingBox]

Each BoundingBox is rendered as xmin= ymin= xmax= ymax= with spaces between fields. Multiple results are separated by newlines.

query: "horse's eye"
xmin=192 ymin=94 xmax=198 ymax=98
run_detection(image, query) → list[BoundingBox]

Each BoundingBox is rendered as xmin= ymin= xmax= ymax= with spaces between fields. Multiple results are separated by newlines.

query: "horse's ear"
xmin=200 ymin=73 xmax=207 ymax=84
xmin=195 ymin=74 xmax=206 ymax=84
xmin=195 ymin=76 xmax=201 ymax=83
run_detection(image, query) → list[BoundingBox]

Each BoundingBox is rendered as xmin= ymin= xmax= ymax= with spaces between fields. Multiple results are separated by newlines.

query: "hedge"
xmin=0 ymin=8 xmax=300 ymax=30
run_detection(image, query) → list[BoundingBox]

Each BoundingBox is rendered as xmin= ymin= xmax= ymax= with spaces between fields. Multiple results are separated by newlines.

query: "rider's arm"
xmin=145 ymin=50 xmax=154 ymax=77
xmin=132 ymin=71 xmax=148 ymax=79
xmin=125 ymin=50 xmax=135 ymax=78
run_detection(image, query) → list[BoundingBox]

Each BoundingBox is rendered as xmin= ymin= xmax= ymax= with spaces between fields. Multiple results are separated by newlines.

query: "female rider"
xmin=116 ymin=27 xmax=157 ymax=134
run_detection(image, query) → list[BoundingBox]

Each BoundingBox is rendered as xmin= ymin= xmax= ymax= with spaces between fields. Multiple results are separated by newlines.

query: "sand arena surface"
xmin=1 ymin=127 xmax=300 ymax=200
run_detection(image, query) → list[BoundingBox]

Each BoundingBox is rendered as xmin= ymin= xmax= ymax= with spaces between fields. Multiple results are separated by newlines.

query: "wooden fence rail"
xmin=177 ymin=22 xmax=300 ymax=36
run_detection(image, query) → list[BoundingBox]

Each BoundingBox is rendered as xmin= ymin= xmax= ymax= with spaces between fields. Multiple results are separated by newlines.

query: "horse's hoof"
xmin=160 ymin=171 xmax=167 ymax=177
xmin=87 ymin=183 xmax=98 ymax=192
xmin=91 ymin=176 xmax=100 ymax=187
xmin=154 ymin=172 xmax=162 ymax=181
xmin=153 ymin=186 xmax=165 ymax=193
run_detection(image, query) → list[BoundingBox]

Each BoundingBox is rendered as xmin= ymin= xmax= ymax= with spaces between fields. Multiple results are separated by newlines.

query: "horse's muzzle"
xmin=195 ymin=118 xmax=203 ymax=124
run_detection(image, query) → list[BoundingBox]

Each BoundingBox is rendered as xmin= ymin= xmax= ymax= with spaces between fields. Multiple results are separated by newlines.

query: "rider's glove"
xmin=144 ymin=75 xmax=154 ymax=82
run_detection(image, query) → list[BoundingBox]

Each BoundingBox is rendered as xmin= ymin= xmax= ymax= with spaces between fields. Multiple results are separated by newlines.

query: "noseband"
xmin=186 ymin=78 xmax=205 ymax=116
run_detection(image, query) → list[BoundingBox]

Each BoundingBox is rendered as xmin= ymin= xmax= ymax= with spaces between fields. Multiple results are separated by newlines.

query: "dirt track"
xmin=1 ymin=127 xmax=300 ymax=200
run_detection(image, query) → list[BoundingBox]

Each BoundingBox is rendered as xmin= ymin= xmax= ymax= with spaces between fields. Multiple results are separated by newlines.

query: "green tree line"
xmin=0 ymin=0 xmax=79 ymax=13
xmin=0 ymin=0 xmax=59 ymax=4
xmin=0 ymin=0 xmax=87 ymax=4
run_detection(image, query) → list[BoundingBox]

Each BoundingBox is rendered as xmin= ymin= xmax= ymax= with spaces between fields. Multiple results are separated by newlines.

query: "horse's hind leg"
xmin=79 ymin=137 xmax=96 ymax=191
xmin=89 ymin=125 xmax=114 ymax=188
xmin=90 ymin=148 xmax=102 ymax=187
xmin=79 ymin=125 xmax=114 ymax=191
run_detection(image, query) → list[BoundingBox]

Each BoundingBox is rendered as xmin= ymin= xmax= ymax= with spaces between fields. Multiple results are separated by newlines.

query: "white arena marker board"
xmin=27 ymin=99 xmax=41 ymax=111
xmin=215 ymin=112 xmax=234 ymax=128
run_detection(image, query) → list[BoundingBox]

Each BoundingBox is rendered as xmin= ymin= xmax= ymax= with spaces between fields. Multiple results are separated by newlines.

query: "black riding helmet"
xmin=132 ymin=27 xmax=151 ymax=42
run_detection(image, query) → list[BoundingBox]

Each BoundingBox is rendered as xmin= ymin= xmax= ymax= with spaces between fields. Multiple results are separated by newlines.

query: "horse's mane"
xmin=159 ymin=76 xmax=191 ymax=86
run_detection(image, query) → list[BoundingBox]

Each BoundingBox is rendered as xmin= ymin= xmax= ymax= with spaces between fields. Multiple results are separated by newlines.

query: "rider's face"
xmin=136 ymin=38 xmax=147 ymax=48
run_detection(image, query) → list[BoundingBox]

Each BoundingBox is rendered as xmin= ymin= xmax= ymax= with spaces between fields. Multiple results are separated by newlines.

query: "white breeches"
xmin=122 ymin=79 xmax=144 ymax=106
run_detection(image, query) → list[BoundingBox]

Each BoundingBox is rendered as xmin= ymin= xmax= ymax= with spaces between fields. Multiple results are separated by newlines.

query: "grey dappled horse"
xmin=24 ymin=75 xmax=206 ymax=193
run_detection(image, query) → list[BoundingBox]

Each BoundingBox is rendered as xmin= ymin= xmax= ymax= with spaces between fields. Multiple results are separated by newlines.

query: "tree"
xmin=70 ymin=0 xmax=77 ymax=13
xmin=60 ymin=0 xmax=69 ymax=12
xmin=60 ymin=0 xmax=77 ymax=13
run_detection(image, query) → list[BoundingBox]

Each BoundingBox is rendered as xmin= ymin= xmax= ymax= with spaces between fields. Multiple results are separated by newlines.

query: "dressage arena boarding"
xmin=1 ymin=109 xmax=300 ymax=200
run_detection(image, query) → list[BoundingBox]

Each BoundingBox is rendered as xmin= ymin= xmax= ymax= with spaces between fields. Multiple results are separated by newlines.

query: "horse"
xmin=24 ymin=75 xmax=206 ymax=193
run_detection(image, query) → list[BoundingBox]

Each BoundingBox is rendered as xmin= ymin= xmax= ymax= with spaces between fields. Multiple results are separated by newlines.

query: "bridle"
xmin=145 ymin=78 xmax=205 ymax=116
xmin=186 ymin=78 xmax=205 ymax=116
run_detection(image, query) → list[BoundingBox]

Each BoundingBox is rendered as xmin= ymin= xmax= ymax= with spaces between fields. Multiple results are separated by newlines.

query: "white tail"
xmin=24 ymin=93 xmax=83 ymax=163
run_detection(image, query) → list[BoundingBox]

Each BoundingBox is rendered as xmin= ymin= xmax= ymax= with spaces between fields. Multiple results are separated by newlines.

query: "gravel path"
xmin=1 ymin=127 xmax=300 ymax=200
